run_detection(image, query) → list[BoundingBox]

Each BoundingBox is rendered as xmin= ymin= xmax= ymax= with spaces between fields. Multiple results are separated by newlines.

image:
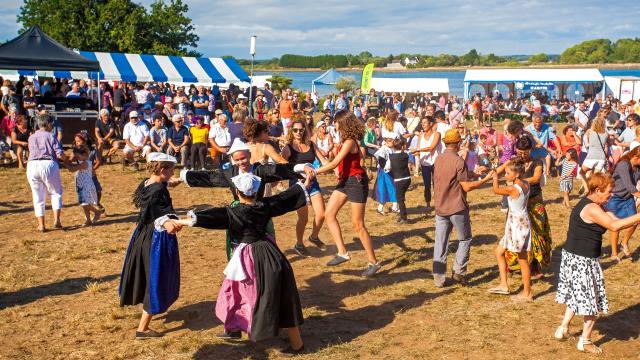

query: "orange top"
xmin=279 ymin=99 xmax=293 ymax=119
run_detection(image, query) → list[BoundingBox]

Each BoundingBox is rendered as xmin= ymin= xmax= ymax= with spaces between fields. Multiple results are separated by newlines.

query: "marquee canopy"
xmin=12 ymin=51 xmax=250 ymax=84
xmin=463 ymin=68 xmax=604 ymax=83
xmin=370 ymin=77 xmax=449 ymax=94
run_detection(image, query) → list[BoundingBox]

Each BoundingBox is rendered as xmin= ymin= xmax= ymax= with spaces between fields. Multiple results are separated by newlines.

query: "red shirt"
xmin=337 ymin=142 xmax=364 ymax=180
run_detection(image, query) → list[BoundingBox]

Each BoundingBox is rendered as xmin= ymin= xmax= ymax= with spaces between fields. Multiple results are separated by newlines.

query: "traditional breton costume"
xmin=119 ymin=153 xmax=180 ymax=315
xmin=187 ymin=173 xmax=309 ymax=340
xmin=179 ymin=139 xmax=311 ymax=258
xmin=372 ymin=143 xmax=397 ymax=205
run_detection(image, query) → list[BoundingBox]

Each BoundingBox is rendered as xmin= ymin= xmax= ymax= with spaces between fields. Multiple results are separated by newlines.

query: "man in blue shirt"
xmin=166 ymin=114 xmax=191 ymax=167
xmin=335 ymin=91 xmax=348 ymax=112
xmin=525 ymin=113 xmax=561 ymax=165
xmin=192 ymin=86 xmax=210 ymax=122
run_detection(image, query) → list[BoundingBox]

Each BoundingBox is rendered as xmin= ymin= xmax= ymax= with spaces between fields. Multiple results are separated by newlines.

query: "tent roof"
xmin=0 ymin=26 xmax=99 ymax=71
xmin=604 ymin=76 xmax=640 ymax=81
xmin=370 ymin=77 xmax=449 ymax=93
xmin=464 ymin=68 xmax=604 ymax=83
xmin=12 ymin=52 xmax=250 ymax=84
xmin=312 ymin=68 xmax=342 ymax=85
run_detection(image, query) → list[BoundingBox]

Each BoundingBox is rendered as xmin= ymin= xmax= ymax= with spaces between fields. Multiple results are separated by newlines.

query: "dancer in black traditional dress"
xmin=119 ymin=152 xmax=184 ymax=339
xmin=177 ymin=172 xmax=311 ymax=355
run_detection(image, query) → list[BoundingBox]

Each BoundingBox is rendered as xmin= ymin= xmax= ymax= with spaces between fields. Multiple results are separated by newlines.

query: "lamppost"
xmin=248 ymin=35 xmax=256 ymax=117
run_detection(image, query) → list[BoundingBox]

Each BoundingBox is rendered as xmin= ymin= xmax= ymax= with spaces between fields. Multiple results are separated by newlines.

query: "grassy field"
xmin=0 ymin=156 xmax=638 ymax=359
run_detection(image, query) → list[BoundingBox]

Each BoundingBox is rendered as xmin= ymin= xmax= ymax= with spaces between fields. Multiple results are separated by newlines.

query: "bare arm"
xmin=583 ymin=203 xmax=640 ymax=232
xmin=492 ymin=174 xmax=518 ymax=197
xmin=264 ymin=143 xmax=288 ymax=164
xmin=525 ymin=163 xmax=543 ymax=185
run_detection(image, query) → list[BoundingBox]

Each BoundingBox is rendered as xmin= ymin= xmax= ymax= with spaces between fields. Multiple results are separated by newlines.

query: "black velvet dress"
xmin=119 ymin=180 xmax=180 ymax=315
xmin=192 ymin=184 xmax=308 ymax=341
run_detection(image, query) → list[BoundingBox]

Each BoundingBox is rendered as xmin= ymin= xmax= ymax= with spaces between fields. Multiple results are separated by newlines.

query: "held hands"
xmin=483 ymin=170 xmax=496 ymax=182
xmin=163 ymin=220 xmax=183 ymax=234
xmin=303 ymin=165 xmax=317 ymax=181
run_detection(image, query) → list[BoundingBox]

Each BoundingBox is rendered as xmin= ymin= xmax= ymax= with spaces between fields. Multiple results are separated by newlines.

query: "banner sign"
xmin=361 ymin=63 xmax=374 ymax=91
xmin=520 ymin=81 xmax=555 ymax=91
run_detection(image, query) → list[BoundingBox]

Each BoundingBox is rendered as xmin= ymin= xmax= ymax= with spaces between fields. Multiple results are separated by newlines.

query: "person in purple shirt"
xmin=26 ymin=114 xmax=72 ymax=232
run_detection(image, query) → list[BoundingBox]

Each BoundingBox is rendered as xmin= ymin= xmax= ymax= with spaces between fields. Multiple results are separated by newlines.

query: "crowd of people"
xmin=4 ymin=74 xmax=640 ymax=355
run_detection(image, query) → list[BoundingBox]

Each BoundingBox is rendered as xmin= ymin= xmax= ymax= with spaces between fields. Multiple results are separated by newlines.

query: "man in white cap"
xmin=122 ymin=110 xmax=151 ymax=169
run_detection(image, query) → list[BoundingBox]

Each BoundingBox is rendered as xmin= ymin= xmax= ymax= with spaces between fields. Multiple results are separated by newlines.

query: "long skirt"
xmin=216 ymin=239 xmax=303 ymax=341
xmin=555 ymin=249 xmax=608 ymax=316
xmin=372 ymin=167 xmax=397 ymax=204
xmin=506 ymin=195 xmax=552 ymax=271
xmin=119 ymin=224 xmax=180 ymax=315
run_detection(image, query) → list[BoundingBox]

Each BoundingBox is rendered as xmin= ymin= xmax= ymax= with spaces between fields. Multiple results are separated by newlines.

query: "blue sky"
xmin=1 ymin=0 xmax=639 ymax=59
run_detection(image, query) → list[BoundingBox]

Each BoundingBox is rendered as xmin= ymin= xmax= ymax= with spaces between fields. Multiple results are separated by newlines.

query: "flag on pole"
xmin=361 ymin=63 xmax=374 ymax=92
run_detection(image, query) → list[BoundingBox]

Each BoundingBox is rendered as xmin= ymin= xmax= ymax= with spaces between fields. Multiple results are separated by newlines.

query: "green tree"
xmin=458 ymin=49 xmax=479 ymax=66
xmin=146 ymin=0 xmax=200 ymax=56
xmin=560 ymin=39 xmax=611 ymax=64
xmin=266 ymin=74 xmax=292 ymax=92
xmin=18 ymin=0 xmax=199 ymax=55
xmin=528 ymin=53 xmax=549 ymax=64
xmin=609 ymin=38 xmax=640 ymax=63
xmin=335 ymin=76 xmax=358 ymax=93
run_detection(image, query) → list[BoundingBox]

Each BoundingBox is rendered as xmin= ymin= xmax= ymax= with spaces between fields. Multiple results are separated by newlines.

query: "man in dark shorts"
xmin=95 ymin=109 xmax=121 ymax=158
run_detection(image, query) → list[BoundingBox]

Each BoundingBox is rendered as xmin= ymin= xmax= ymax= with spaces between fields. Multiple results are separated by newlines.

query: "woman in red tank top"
xmin=316 ymin=110 xmax=380 ymax=277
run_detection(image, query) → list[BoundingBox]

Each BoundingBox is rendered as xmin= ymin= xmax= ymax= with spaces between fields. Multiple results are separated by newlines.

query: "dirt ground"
xmin=0 ymin=155 xmax=639 ymax=360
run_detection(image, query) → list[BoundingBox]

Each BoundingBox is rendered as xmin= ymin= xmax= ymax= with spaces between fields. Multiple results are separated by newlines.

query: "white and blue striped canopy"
xmin=14 ymin=51 xmax=249 ymax=84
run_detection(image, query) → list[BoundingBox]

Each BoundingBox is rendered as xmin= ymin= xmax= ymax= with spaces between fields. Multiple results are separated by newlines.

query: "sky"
xmin=2 ymin=0 xmax=639 ymax=59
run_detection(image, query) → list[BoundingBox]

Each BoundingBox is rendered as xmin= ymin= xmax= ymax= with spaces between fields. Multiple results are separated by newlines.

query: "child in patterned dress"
xmin=489 ymin=159 xmax=533 ymax=302
xmin=557 ymin=148 xmax=578 ymax=208
xmin=69 ymin=145 xmax=102 ymax=226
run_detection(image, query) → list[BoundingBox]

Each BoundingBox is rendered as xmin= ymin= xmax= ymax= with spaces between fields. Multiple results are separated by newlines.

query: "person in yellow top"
xmin=189 ymin=116 xmax=209 ymax=170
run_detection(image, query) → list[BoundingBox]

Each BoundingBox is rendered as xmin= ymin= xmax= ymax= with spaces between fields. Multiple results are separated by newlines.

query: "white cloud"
xmin=0 ymin=0 xmax=638 ymax=58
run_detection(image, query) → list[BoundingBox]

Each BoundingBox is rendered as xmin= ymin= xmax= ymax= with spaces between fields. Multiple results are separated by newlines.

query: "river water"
xmin=255 ymin=69 xmax=640 ymax=98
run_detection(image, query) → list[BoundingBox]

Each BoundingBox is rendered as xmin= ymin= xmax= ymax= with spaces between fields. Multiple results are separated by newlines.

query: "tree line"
xmin=243 ymin=38 xmax=640 ymax=69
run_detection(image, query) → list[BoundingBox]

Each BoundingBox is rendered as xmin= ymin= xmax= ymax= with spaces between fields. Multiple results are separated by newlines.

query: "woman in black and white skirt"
xmin=554 ymin=172 xmax=640 ymax=354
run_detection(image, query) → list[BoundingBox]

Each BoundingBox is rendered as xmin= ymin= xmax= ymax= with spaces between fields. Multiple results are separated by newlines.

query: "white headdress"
xmin=231 ymin=173 xmax=261 ymax=197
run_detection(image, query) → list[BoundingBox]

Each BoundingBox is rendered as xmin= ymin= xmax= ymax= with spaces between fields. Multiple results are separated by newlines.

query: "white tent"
xmin=370 ymin=77 xmax=449 ymax=94
xmin=604 ymin=76 xmax=640 ymax=103
xmin=463 ymin=68 xmax=604 ymax=100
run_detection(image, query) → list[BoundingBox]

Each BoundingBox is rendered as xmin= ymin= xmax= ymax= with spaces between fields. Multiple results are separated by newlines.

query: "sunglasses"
xmin=292 ymin=128 xmax=305 ymax=133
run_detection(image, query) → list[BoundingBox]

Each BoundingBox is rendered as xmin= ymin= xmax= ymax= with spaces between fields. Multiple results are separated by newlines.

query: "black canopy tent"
xmin=0 ymin=26 xmax=102 ymax=144
xmin=0 ymin=26 xmax=100 ymax=71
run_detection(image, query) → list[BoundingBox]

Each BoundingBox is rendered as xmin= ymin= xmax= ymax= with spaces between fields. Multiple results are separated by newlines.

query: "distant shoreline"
xmin=251 ymin=63 xmax=640 ymax=73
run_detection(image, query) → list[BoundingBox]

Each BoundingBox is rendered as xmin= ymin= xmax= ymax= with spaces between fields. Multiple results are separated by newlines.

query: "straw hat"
xmin=442 ymin=128 xmax=462 ymax=144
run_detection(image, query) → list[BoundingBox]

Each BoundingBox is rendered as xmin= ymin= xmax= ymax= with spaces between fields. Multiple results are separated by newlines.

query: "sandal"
xmin=577 ymin=337 xmax=602 ymax=354
xmin=554 ymin=326 xmax=569 ymax=340
xmin=488 ymin=287 xmax=510 ymax=295
xmin=621 ymin=244 xmax=631 ymax=258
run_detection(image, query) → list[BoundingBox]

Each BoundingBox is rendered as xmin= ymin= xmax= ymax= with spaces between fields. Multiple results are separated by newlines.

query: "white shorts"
xmin=123 ymin=144 xmax=151 ymax=156
xmin=582 ymin=159 xmax=607 ymax=173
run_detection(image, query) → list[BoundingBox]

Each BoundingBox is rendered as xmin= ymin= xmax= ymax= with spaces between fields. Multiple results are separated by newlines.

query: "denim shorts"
xmin=289 ymin=177 xmax=321 ymax=197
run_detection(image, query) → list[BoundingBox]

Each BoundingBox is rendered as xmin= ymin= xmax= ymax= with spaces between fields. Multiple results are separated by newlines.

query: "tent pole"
xmin=249 ymin=53 xmax=255 ymax=117
xmin=97 ymin=71 xmax=101 ymax=112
